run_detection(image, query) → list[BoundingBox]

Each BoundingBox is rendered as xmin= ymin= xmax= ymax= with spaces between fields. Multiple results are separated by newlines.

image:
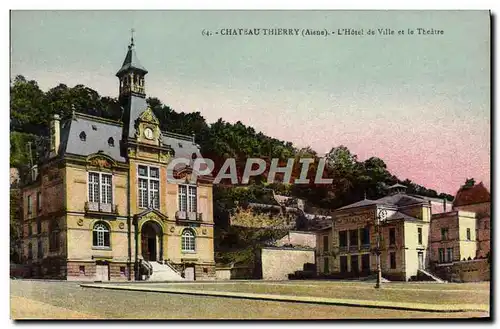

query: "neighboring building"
xmin=329 ymin=184 xmax=431 ymax=281
xmin=452 ymin=182 xmax=490 ymax=259
xmin=409 ymin=194 xmax=453 ymax=214
xmin=315 ymin=226 xmax=333 ymax=275
xmin=20 ymin=36 xmax=215 ymax=281
xmin=429 ymin=211 xmax=477 ymax=264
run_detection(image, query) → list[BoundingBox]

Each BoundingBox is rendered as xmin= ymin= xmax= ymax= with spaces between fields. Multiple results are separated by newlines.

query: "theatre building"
xmin=20 ymin=37 xmax=215 ymax=281
xmin=330 ymin=185 xmax=431 ymax=281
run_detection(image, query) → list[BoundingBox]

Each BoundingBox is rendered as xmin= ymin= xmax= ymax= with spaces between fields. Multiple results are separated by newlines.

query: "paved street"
xmin=10 ymin=280 xmax=490 ymax=320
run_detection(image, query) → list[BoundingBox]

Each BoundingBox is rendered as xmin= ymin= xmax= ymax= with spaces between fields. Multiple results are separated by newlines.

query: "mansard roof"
xmin=60 ymin=112 xmax=126 ymax=162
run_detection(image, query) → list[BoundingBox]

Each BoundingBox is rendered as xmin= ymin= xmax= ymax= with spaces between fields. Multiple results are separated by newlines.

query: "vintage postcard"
xmin=9 ymin=9 xmax=491 ymax=320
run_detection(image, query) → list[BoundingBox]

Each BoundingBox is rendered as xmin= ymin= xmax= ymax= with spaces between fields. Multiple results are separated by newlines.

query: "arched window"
xmin=93 ymin=222 xmax=110 ymax=248
xmin=79 ymin=131 xmax=86 ymax=141
xmin=181 ymin=229 xmax=196 ymax=252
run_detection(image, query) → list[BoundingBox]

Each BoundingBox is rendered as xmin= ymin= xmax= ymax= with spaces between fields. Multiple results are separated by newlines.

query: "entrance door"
xmin=141 ymin=221 xmax=161 ymax=262
xmin=96 ymin=264 xmax=109 ymax=281
xmin=361 ymin=254 xmax=370 ymax=274
xmin=147 ymin=237 xmax=156 ymax=261
xmin=323 ymin=257 xmax=329 ymax=273
xmin=350 ymin=255 xmax=359 ymax=274
xmin=418 ymin=252 xmax=424 ymax=269
xmin=184 ymin=266 xmax=195 ymax=281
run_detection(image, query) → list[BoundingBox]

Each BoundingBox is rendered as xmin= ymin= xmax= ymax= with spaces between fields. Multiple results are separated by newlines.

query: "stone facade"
xmin=429 ymin=211 xmax=477 ymax=264
xmin=19 ymin=37 xmax=216 ymax=281
xmin=325 ymin=190 xmax=432 ymax=281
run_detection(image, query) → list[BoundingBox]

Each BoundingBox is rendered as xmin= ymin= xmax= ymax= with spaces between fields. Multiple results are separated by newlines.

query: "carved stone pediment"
xmin=86 ymin=154 xmax=116 ymax=170
xmin=138 ymin=107 xmax=159 ymax=125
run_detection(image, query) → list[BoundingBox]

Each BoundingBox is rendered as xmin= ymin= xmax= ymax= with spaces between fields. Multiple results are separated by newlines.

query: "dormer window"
xmin=108 ymin=137 xmax=115 ymax=147
xmin=79 ymin=131 xmax=86 ymax=141
xmin=92 ymin=125 xmax=97 ymax=131
xmin=178 ymin=143 xmax=183 ymax=148
xmin=191 ymin=153 xmax=197 ymax=160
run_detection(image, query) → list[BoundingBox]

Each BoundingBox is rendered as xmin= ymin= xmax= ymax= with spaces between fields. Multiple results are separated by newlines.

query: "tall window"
xmin=324 ymin=257 xmax=329 ymax=273
xmin=441 ymin=228 xmax=449 ymax=241
xmin=49 ymin=221 xmax=60 ymax=252
xmin=181 ymin=229 xmax=196 ymax=252
xmin=466 ymin=228 xmax=471 ymax=241
xmin=37 ymin=240 xmax=43 ymax=259
xmin=93 ymin=222 xmax=110 ymax=248
xmin=36 ymin=218 xmax=42 ymax=234
xmin=138 ymin=165 xmax=159 ymax=209
xmin=417 ymin=227 xmax=423 ymax=245
xmin=27 ymin=195 xmax=32 ymax=215
xmin=339 ymin=231 xmax=348 ymax=248
xmin=323 ymin=235 xmax=329 ymax=252
xmin=340 ymin=256 xmax=348 ymax=273
xmin=389 ymin=228 xmax=396 ymax=245
xmin=360 ymin=227 xmax=370 ymax=246
xmin=438 ymin=248 xmax=445 ymax=263
xmin=389 ymin=252 xmax=396 ymax=269
xmin=37 ymin=191 xmax=42 ymax=212
xmin=178 ymin=185 xmax=197 ymax=212
xmin=349 ymin=229 xmax=359 ymax=247
xmin=446 ymin=247 xmax=453 ymax=262
xmin=28 ymin=243 xmax=33 ymax=260
xmin=88 ymin=172 xmax=112 ymax=204
xmin=28 ymin=222 xmax=32 ymax=236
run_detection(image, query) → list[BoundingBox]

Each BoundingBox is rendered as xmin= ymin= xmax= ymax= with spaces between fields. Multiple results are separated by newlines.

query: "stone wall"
xmin=434 ymin=259 xmax=490 ymax=282
xmin=230 ymin=206 xmax=295 ymax=229
xmin=258 ymin=247 xmax=315 ymax=280
xmin=276 ymin=231 xmax=317 ymax=248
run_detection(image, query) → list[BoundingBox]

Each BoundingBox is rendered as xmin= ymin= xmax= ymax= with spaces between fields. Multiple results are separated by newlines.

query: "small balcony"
xmin=349 ymin=245 xmax=359 ymax=253
xmin=339 ymin=246 xmax=348 ymax=253
xmin=360 ymin=243 xmax=371 ymax=251
xmin=85 ymin=202 xmax=118 ymax=217
xmin=175 ymin=211 xmax=202 ymax=225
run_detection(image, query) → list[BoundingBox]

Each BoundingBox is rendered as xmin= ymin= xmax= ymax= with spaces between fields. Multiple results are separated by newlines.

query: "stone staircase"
xmin=412 ymin=269 xmax=445 ymax=283
xmin=148 ymin=261 xmax=186 ymax=281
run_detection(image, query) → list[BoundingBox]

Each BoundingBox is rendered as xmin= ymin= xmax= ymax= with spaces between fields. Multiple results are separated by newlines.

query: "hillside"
xmin=10 ymin=75 xmax=455 ymax=264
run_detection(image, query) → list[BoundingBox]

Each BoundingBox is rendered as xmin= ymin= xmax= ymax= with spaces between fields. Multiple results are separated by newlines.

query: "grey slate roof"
xmin=377 ymin=193 xmax=427 ymax=207
xmin=124 ymin=95 xmax=149 ymax=139
xmin=388 ymin=183 xmax=408 ymax=189
xmin=116 ymin=44 xmax=148 ymax=76
xmin=61 ymin=113 xmax=126 ymax=162
xmin=336 ymin=199 xmax=384 ymax=210
xmin=336 ymin=193 xmax=427 ymax=211
xmin=386 ymin=211 xmax=420 ymax=222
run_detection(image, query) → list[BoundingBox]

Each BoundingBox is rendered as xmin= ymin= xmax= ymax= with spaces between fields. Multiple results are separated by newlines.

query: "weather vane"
xmin=131 ymin=28 xmax=135 ymax=46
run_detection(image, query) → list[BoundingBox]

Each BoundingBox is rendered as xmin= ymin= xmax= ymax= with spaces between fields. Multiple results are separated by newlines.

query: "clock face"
xmin=144 ymin=128 xmax=154 ymax=140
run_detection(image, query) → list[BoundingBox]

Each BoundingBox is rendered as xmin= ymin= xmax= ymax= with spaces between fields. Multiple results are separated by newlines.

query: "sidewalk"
xmin=80 ymin=283 xmax=489 ymax=313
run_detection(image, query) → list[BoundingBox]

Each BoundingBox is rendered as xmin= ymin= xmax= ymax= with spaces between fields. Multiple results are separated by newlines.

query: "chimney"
xmin=31 ymin=165 xmax=38 ymax=182
xmin=50 ymin=114 xmax=61 ymax=157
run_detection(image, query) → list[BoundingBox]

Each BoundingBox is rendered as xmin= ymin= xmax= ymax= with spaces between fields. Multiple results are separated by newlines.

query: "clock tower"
xmin=117 ymin=32 xmax=151 ymax=148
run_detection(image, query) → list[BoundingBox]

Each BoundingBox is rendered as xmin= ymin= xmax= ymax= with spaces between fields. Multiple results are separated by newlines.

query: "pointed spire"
xmin=116 ymin=30 xmax=148 ymax=77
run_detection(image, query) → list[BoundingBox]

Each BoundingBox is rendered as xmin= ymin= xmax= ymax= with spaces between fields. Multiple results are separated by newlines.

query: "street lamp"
xmin=374 ymin=208 xmax=387 ymax=289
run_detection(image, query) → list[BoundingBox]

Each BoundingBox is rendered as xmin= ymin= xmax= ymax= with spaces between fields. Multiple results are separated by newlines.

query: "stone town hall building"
xmin=20 ymin=37 xmax=215 ymax=281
